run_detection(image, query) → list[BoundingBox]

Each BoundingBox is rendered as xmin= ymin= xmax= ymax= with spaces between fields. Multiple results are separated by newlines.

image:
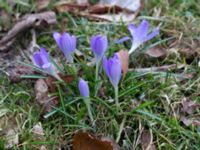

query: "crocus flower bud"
xmin=103 ymin=53 xmax=122 ymax=88
xmin=90 ymin=35 xmax=108 ymax=63
xmin=78 ymin=78 xmax=90 ymax=98
xmin=33 ymin=48 xmax=54 ymax=75
xmin=53 ymin=32 xmax=76 ymax=63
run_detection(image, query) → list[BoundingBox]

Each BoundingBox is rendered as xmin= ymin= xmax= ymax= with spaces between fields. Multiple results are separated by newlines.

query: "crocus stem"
xmin=84 ymin=98 xmax=95 ymax=127
xmin=116 ymin=116 xmax=126 ymax=143
xmin=114 ymin=86 xmax=119 ymax=111
xmin=52 ymin=72 xmax=64 ymax=82
xmin=128 ymin=43 xmax=139 ymax=54
xmin=94 ymin=61 xmax=100 ymax=96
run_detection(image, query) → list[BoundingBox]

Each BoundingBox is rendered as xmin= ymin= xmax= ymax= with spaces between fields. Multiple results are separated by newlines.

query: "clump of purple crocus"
xmin=53 ymin=32 xmax=76 ymax=63
xmin=33 ymin=48 xmax=55 ymax=76
xmin=78 ymin=78 xmax=94 ymax=126
xmin=103 ymin=53 xmax=122 ymax=109
xmin=117 ymin=20 xmax=159 ymax=54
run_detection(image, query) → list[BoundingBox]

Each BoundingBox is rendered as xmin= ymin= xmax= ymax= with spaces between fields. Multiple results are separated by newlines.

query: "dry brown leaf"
xmin=181 ymin=97 xmax=199 ymax=115
xmin=192 ymin=120 xmax=200 ymax=127
xmin=73 ymin=132 xmax=120 ymax=150
xmin=117 ymin=50 xmax=129 ymax=77
xmin=34 ymin=78 xmax=59 ymax=112
xmin=34 ymin=74 xmax=74 ymax=112
xmin=55 ymin=2 xmax=88 ymax=13
xmin=145 ymin=46 xmax=167 ymax=58
xmin=141 ymin=130 xmax=155 ymax=150
xmin=36 ymin=0 xmax=51 ymax=11
xmin=32 ymin=123 xmax=45 ymax=136
xmin=99 ymin=0 xmax=142 ymax=12
xmin=180 ymin=116 xmax=192 ymax=126
xmin=55 ymin=0 xmax=142 ymax=22
xmin=45 ymin=73 xmax=74 ymax=92
xmin=89 ymin=4 xmax=122 ymax=14
xmin=76 ymin=0 xmax=89 ymax=5
xmin=4 ymin=127 xmax=19 ymax=149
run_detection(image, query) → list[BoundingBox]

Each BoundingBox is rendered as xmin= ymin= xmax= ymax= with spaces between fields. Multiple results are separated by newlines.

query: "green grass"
xmin=1 ymin=0 xmax=200 ymax=149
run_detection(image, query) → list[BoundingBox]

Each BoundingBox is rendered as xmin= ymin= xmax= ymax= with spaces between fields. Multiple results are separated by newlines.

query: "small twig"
xmin=0 ymin=11 xmax=56 ymax=51
xmin=130 ymin=64 xmax=181 ymax=72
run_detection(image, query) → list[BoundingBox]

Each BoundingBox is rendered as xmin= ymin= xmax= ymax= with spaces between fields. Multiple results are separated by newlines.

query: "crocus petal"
xmin=53 ymin=32 xmax=62 ymax=49
xmin=101 ymin=36 xmax=108 ymax=53
xmin=78 ymin=78 xmax=90 ymax=97
xmin=103 ymin=53 xmax=122 ymax=88
xmin=91 ymin=35 xmax=108 ymax=62
xmin=70 ymin=35 xmax=77 ymax=53
xmin=108 ymin=55 xmax=121 ymax=88
xmin=144 ymin=28 xmax=159 ymax=42
xmin=40 ymin=48 xmax=50 ymax=64
xmin=42 ymin=63 xmax=51 ymax=69
xmin=115 ymin=36 xmax=131 ymax=44
xmin=128 ymin=24 xmax=137 ymax=37
xmin=33 ymin=53 xmax=43 ymax=67
xmin=61 ymin=32 xmax=71 ymax=53
xmin=137 ymin=20 xmax=149 ymax=39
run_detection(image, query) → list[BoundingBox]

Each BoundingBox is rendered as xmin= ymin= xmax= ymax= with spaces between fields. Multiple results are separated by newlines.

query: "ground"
xmin=0 ymin=0 xmax=200 ymax=149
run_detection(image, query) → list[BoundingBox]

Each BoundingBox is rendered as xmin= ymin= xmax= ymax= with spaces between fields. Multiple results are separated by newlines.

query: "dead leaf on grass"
xmin=117 ymin=50 xmax=129 ymax=77
xmin=145 ymin=46 xmax=167 ymax=58
xmin=99 ymin=0 xmax=142 ymax=12
xmin=181 ymin=97 xmax=199 ymax=115
xmin=73 ymin=132 xmax=120 ymax=150
xmin=4 ymin=128 xmax=19 ymax=149
xmin=32 ymin=122 xmax=45 ymax=136
xmin=141 ymin=129 xmax=155 ymax=150
xmin=55 ymin=0 xmax=142 ymax=22
xmin=35 ymin=73 xmax=74 ymax=112
xmin=36 ymin=0 xmax=51 ymax=11
xmin=34 ymin=78 xmax=59 ymax=112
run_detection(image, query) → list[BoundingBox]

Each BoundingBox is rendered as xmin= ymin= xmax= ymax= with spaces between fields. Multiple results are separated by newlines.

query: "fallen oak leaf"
xmin=55 ymin=0 xmax=141 ymax=22
xmin=34 ymin=78 xmax=59 ymax=112
xmin=145 ymin=46 xmax=167 ymax=58
xmin=117 ymin=50 xmax=129 ymax=77
xmin=73 ymin=132 xmax=120 ymax=150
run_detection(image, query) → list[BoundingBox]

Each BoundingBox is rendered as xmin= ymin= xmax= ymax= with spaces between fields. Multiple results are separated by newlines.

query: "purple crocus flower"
xmin=91 ymin=35 xmax=108 ymax=63
xmin=78 ymin=78 xmax=90 ymax=98
xmin=103 ymin=53 xmax=122 ymax=88
xmin=33 ymin=48 xmax=54 ymax=75
xmin=116 ymin=20 xmax=159 ymax=54
xmin=53 ymin=32 xmax=76 ymax=63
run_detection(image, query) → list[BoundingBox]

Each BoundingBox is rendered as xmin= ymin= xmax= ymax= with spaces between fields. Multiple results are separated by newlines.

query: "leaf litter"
xmin=72 ymin=132 xmax=120 ymax=150
xmin=55 ymin=0 xmax=142 ymax=22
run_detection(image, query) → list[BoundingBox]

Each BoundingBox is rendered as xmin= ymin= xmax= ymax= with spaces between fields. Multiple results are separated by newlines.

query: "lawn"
xmin=0 ymin=0 xmax=200 ymax=149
